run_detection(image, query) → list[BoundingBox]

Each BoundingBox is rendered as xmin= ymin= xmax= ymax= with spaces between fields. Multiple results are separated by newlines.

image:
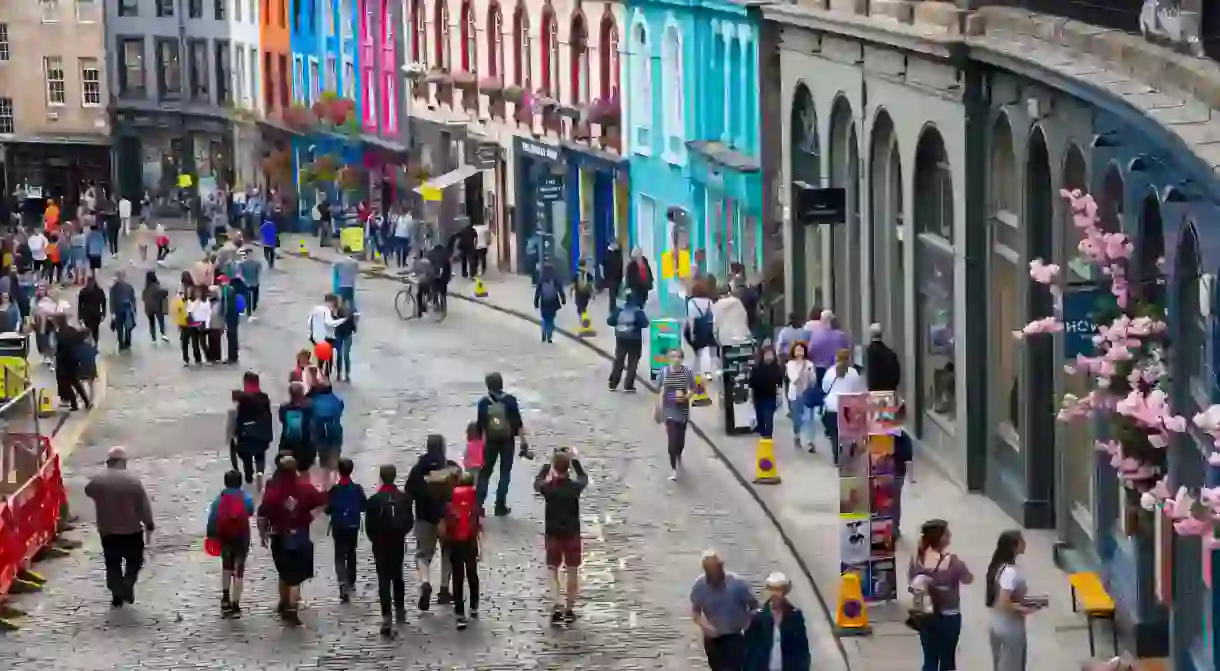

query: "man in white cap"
xmin=690 ymin=549 xmax=758 ymax=669
xmin=84 ymin=446 xmax=155 ymax=608
xmin=742 ymin=572 xmax=812 ymax=670
xmin=865 ymin=322 xmax=901 ymax=393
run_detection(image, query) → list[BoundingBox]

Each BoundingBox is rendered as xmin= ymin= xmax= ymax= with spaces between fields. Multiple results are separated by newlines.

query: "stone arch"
xmin=914 ymin=124 xmax=953 ymax=240
xmin=1098 ymin=161 xmax=1124 ymax=235
xmin=990 ymin=113 xmax=1019 ymax=217
xmin=828 ymin=94 xmax=859 ymax=333
xmin=869 ymin=107 xmax=906 ymax=401
xmin=1138 ymin=187 xmax=1165 ymax=305
xmin=789 ymin=81 xmax=819 ymax=314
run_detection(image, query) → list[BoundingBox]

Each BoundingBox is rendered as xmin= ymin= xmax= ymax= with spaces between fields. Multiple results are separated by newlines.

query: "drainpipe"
xmin=960 ymin=47 xmax=987 ymax=491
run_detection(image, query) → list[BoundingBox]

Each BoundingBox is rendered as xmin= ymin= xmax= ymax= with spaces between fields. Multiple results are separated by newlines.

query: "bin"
xmin=0 ymin=333 xmax=29 ymax=401
xmin=649 ymin=318 xmax=681 ymax=381
xmin=340 ymin=226 xmax=365 ymax=254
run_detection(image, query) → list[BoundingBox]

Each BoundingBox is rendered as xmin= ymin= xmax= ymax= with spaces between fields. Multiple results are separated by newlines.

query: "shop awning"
xmin=414 ymin=164 xmax=481 ymax=201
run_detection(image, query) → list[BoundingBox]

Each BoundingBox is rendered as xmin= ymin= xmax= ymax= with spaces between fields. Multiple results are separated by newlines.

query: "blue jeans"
xmin=754 ymin=396 xmax=777 ymax=438
xmin=540 ymin=313 xmax=556 ymax=341
xmin=788 ymin=399 xmax=807 ymax=439
xmin=919 ymin=613 xmax=962 ymax=671
xmin=475 ymin=439 xmax=515 ymax=511
xmin=334 ymin=336 xmax=352 ymax=378
xmin=196 ymin=230 xmax=210 ymax=250
xmin=338 ymin=286 xmax=355 ymax=311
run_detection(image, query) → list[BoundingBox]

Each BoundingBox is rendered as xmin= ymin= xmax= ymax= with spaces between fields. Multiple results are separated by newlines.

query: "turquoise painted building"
xmin=622 ymin=0 xmax=763 ymax=316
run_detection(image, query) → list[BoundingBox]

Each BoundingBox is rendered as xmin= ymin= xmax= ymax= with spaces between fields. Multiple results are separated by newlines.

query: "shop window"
xmin=460 ymin=0 xmax=476 ymax=72
xmin=569 ymin=14 xmax=588 ymax=105
xmin=513 ymin=5 xmax=530 ymax=87
xmin=992 ymin=247 xmax=1020 ymax=441
xmin=410 ymin=0 xmax=426 ymax=65
xmin=914 ymin=128 xmax=956 ymax=431
xmin=660 ymin=20 xmax=685 ymax=162
xmin=599 ymin=14 xmax=618 ymax=101
xmin=629 ymin=16 xmax=651 ymax=155
xmin=434 ymin=0 xmax=449 ymax=69
xmin=488 ymin=3 xmax=502 ymax=78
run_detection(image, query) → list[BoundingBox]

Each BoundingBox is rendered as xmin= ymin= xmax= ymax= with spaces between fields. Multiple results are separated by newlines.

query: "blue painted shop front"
xmin=626 ymin=155 xmax=694 ymax=317
xmin=562 ymin=143 xmax=628 ymax=282
xmin=1050 ymin=99 xmax=1220 ymax=667
xmin=291 ymin=134 xmax=364 ymax=231
xmin=688 ymin=143 xmax=764 ymax=283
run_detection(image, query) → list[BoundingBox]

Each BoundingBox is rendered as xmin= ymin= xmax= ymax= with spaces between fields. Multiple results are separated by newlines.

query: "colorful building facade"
xmin=622 ymin=0 xmax=762 ymax=316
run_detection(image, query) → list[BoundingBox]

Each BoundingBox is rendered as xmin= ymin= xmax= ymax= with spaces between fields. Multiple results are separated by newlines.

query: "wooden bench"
xmin=1069 ymin=571 xmax=1119 ymax=657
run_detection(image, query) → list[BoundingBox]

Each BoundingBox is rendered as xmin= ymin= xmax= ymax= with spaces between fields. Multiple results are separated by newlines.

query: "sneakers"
xmin=437 ymin=587 xmax=453 ymax=606
xmin=668 ymin=471 xmax=678 ymax=481
xmin=469 ymin=608 xmax=479 ymax=620
xmin=550 ymin=607 xmax=564 ymax=625
xmin=339 ymin=584 xmax=351 ymax=604
xmin=380 ymin=618 xmax=394 ymax=638
xmin=228 ymin=604 xmax=242 ymax=619
xmin=563 ymin=609 xmax=576 ymax=624
xmin=456 ymin=614 xmax=469 ymax=630
xmin=395 ymin=608 xmax=407 ymax=624
xmin=494 ymin=506 xmax=512 ymax=517
xmin=623 ymin=388 xmax=637 ymax=394
xmin=221 ymin=593 xmax=231 ymax=615
xmin=607 ymin=383 xmax=617 ymax=392
xmin=418 ymin=582 xmax=432 ymax=611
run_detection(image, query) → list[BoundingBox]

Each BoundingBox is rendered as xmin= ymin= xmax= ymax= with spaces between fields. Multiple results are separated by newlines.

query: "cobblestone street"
xmin=0 ymin=239 xmax=840 ymax=670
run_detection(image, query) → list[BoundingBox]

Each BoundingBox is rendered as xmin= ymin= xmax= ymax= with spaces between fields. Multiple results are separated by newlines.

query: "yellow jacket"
xmin=170 ymin=295 xmax=188 ymax=327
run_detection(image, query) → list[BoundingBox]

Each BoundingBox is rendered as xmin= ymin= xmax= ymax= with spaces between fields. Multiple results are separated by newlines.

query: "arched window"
xmin=570 ymin=14 xmax=589 ymax=105
xmin=434 ymin=0 xmax=450 ymax=69
xmin=487 ymin=2 xmax=503 ymax=79
xmin=660 ymin=22 xmax=684 ymax=158
xmin=460 ymin=0 xmax=476 ymax=73
xmin=513 ymin=4 xmax=531 ymax=87
xmin=540 ymin=5 xmax=558 ymax=97
xmin=411 ymin=0 xmax=427 ymax=65
xmin=599 ymin=14 xmax=619 ymax=101
xmin=629 ymin=16 xmax=651 ymax=152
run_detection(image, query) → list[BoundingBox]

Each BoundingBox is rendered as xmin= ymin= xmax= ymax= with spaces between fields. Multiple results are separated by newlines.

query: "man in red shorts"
xmin=533 ymin=448 xmax=588 ymax=625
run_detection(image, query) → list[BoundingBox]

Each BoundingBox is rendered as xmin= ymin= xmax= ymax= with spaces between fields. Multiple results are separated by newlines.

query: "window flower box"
xmin=556 ymin=102 xmax=583 ymax=121
xmin=452 ymin=70 xmax=478 ymax=91
xmin=589 ymin=96 xmax=621 ymax=127
xmin=478 ymin=76 xmax=505 ymax=96
xmin=402 ymin=62 xmax=428 ymax=81
xmin=502 ymin=85 xmax=525 ymax=104
xmin=424 ymin=69 xmax=452 ymax=85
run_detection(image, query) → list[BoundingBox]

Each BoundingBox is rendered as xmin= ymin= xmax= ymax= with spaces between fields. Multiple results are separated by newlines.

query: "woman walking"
xmin=533 ymin=269 xmax=565 ymax=344
xmin=655 ymin=348 xmax=694 ymax=481
xmin=331 ymin=296 xmax=355 ymax=382
xmin=908 ymin=519 xmax=973 ymax=671
xmin=987 ymin=530 xmax=1042 ymax=671
xmin=819 ymin=348 xmax=866 ymax=464
xmin=785 ymin=342 xmax=816 ymax=451
xmin=52 ymin=315 xmax=91 ymax=410
xmin=743 ymin=572 xmax=811 ymax=670
xmin=142 ymin=270 xmax=170 ymax=343
xmin=78 ymin=275 xmax=106 ymax=344
xmin=749 ymin=345 xmax=783 ymax=439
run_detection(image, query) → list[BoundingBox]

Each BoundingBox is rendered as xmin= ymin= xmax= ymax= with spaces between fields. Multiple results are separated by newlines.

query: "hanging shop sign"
xmin=793 ymin=182 xmax=846 ymax=225
xmin=536 ymin=174 xmax=564 ymax=203
xmin=1062 ymin=285 xmax=1105 ymax=359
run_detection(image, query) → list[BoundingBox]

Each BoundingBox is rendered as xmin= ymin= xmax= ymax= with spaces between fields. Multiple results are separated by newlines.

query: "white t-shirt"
xmin=187 ymin=299 xmax=211 ymax=324
xmin=118 ymin=199 xmax=132 ymax=218
xmin=473 ymin=224 xmax=491 ymax=250
xmin=997 ymin=565 xmax=1020 ymax=591
xmin=821 ymin=365 xmax=866 ymax=413
xmin=394 ymin=214 xmax=412 ymax=238
xmin=27 ymin=234 xmax=48 ymax=261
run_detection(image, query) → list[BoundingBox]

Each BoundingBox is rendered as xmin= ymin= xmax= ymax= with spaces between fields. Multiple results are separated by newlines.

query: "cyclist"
xmin=426 ymin=244 xmax=452 ymax=313
xmin=412 ymin=254 xmax=435 ymax=318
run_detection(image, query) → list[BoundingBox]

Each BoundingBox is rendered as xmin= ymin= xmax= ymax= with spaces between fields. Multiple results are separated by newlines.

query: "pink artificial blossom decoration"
xmin=1175 ymin=517 xmax=1210 ymax=536
xmin=1028 ymin=260 xmax=1060 ymax=284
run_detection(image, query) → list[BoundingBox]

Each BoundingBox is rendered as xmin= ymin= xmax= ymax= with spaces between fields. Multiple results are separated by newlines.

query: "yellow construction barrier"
xmin=576 ymin=312 xmax=596 ymax=338
xmin=691 ymin=374 xmax=712 ymax=407
xmin=473 ymin=277 xmax=488 ymax=298
xmin=36 ymin=388 xmax=55 ymax=417
xmin=753 ymin=438 xmax=781 ymax=484
xmin=298 ymin=239 xmax=309 ymax=257
xmin=834 ymin=572 xmax=872 ymax=636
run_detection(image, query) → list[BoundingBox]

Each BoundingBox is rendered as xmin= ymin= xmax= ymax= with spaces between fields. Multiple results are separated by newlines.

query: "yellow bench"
xmin=1069 ymin=571 xmax=1119 ymax=657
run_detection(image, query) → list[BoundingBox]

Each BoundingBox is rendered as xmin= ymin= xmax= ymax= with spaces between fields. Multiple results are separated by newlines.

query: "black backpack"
xmin=366 ymin=489 xmax=413 ymax=542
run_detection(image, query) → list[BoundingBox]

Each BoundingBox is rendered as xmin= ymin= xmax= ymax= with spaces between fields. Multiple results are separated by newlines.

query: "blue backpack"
xmin=281 ymin=406 xmax=306 ymax=443
xmin=328 ymin=482 xmax=364 ymax=531
xmin=312 ymin=393 xmax=344 ymax=445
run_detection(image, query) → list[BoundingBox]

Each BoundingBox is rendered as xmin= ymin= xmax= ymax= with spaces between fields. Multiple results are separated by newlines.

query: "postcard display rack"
xmin=837 ymin=391 xmax=902 ymax=602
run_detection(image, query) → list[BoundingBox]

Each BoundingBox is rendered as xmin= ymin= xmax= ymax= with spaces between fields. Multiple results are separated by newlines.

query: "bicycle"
xmin=394 ymin=270 xmax=448 ymax=322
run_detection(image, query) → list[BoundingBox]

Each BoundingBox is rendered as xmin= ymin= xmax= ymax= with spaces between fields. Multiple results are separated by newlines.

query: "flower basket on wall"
xmin=589 ymin=96 xmax=621 ymax=127
xmin=452 ymin=70 xmax=478 ymax=91
xmin=403 ymin=63 xmax=428 ymax=81
xmin=502 ymin=85 xmax=525 ymax=104
xmin=425 ymin=69 xmax=452 ymax=85
xmin=262 ymin=149 xmax=293 ymax=188
xmin=556 ymin=102 xmax=583 ymax=121
xmin=283 ymin=104 xmax=315 ymax=132
xmin=337 ymin=165 xmax=364 ymax=191
xmin=478 ymin=76 xmax=505 ymax=96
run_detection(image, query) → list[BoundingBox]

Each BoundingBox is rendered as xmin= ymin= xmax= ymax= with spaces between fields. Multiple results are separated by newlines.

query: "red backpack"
xmin=445 ymin=486 xmax=478 ymax=542
xmin=215 ymin=492 xmax=250 ymax=539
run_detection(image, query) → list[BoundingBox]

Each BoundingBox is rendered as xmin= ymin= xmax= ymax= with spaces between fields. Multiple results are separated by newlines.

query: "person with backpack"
xmin=257 ymin=454 xmax=325 ymax=625
xmin=406 ymin=434 xmax=460 ymax=611
xmin=684 ymin=279 xmax=716 ymax=386
xmin=206 ymin=470 xmax=255 ymax=618
xmin=534 ymin=448 xmax=588 ymax=625
xmin=475 ymin=372 xmax=531 ymax=516
xmin=441 ymin=471 xmax=482 ymax=629
xmin=606 ymin=296 xmax=650 ymax=393
xmin=233 ymin=372 xmax=274 ymax=487
xmin=366 ymin=464 xmax=413 ymax=637
xmin=278 ymin=382 xmax=316 ymax=472
xmin=310 ymin=381 xmax=345 ymax=483
xmin=534 ymin=268 xmax=566 ymax=344
xmin=571 ymin=260 xmax=595 ymax=320
xmin=325 ymin=458 xmax=366 ymax=603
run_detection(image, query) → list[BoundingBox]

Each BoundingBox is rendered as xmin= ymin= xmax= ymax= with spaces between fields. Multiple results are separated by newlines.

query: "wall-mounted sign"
xmin=1062 ymin=285 xmax=1105 ymax=359
xmin=469 ymin=142 xmax=499 ymax=169
xmin=518 ymin=137 xmax=560 ymax=162
xmin=793 ymin=182 xmax=846 ymax=225
xmin=536 ymin=174 xmax=563 ymax=203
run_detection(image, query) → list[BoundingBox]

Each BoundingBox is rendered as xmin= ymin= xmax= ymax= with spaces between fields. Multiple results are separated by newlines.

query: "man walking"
xmin=602 ymin=241 xmax=623 ymax=309
xmin=365 ymin=464 xmax=413 ymax=637
xmin=109 ymin=270 xmax=137 ymax=352
xmin=865 ymin=323 xmax=902 ymax=392
xmin=690 ymin=550 xmax=758 ymax=670
xmin=84 ymin=446 xmax=155 ymax=608
xmin=607 ymin=297 xmax=649 ymax=392
xmin=534 ymin=448 xmax=588 ymax=625
xmin=407 ymin=434 xmax=460 ymax=610
xmin=475 ymin=372 xmax=529 ymax=516
xmin=326 ymin=457 xmax=365 ymax=603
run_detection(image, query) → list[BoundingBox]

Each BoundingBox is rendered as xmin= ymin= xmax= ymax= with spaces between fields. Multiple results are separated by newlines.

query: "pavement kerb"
xmin=51 ymin=357 xmax=109 ymax=463
xmin=274 ymin=243 xmax=855 ymax=669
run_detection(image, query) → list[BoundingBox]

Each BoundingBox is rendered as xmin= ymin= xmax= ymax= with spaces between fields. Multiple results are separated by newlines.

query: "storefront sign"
xmin=794 ymin=183 xmax=845 ymax=225
xmin=518 ymin=138 xmax=560 ymax=162
xmin=1063 ymin=286 xmax=1104 ymax=359
xmin=469 ymin=142 xmax=499 ymax=169
xmin=536 ymin=174 xmax=563 ymax=203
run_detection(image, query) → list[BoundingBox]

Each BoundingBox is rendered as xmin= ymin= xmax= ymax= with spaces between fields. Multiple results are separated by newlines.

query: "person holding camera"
xmin=534 ymin=448 xmax=588 ymax=625
xmin=475 ymin=372 xmax=531 ymax=517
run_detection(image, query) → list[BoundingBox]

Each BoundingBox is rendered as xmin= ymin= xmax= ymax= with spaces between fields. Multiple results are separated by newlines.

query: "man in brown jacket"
xmin=84 ymin=446 xmax=155 ymax=607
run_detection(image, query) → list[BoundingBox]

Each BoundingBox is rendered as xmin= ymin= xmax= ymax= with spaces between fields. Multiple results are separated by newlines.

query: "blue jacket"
xmin=259 ymin=220 xmax=277 ymax=247
xmin=205 ymin=487 xmax=255 ymax=539
xmin=743 ymin=604 xmax=811 ymax=671
xmin=311 ymin=389 xmax=345 ymax=445
xmin=607 ymin=304 xmax=649 ymax=341
xmin=85 ymin=230 xmax=105 ymax=256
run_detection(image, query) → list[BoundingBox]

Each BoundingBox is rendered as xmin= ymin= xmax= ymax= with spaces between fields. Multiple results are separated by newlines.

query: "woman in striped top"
xmin=656 ymin=348 xmax=695 ymax=481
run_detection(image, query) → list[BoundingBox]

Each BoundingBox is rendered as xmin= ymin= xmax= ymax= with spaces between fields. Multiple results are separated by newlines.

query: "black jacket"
xmin=234 ymin=391 xmax=274 ymax=446
xmin=749 ymin=360 xmax=784 ymax=403
xmin=406 ymin=454 xmax=459 ymax=524
xmin=78 ymin=284 xmax=106 ymax=323
xmin=603 ymin=248 xmax=623 ymax=284
xmin=365 ymin=486 xmax=413 ymax=545
xmin=534 ymin=459 xmax=588 ymax=538
xmin=865 ymin=340 xmax=901 ymax=392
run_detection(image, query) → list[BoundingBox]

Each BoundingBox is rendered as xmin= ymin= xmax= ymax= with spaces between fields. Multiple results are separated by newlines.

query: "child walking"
xmin=442 ymin=472 xmax=482 ymax=629
xmin=464 ymin=422 xmax=484 ymax=483
xmin=365 ymin=464 xmax=413 ymax=638
xmin=206 ymin=470 xmax=255 ymax=618
xmin=326 ymin=458 xmax=366 ymax=603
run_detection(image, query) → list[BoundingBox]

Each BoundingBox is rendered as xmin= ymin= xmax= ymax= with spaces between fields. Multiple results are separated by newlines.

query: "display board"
xmin=720 ymin=342 xmax=756 ymax=434
xmin=837 ymin=391 xmax=902 ymax=602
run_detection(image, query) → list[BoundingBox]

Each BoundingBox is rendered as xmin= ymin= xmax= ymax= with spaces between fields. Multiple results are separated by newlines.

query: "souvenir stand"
xmin=837 ymin=391 xmax=903 ymax=602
